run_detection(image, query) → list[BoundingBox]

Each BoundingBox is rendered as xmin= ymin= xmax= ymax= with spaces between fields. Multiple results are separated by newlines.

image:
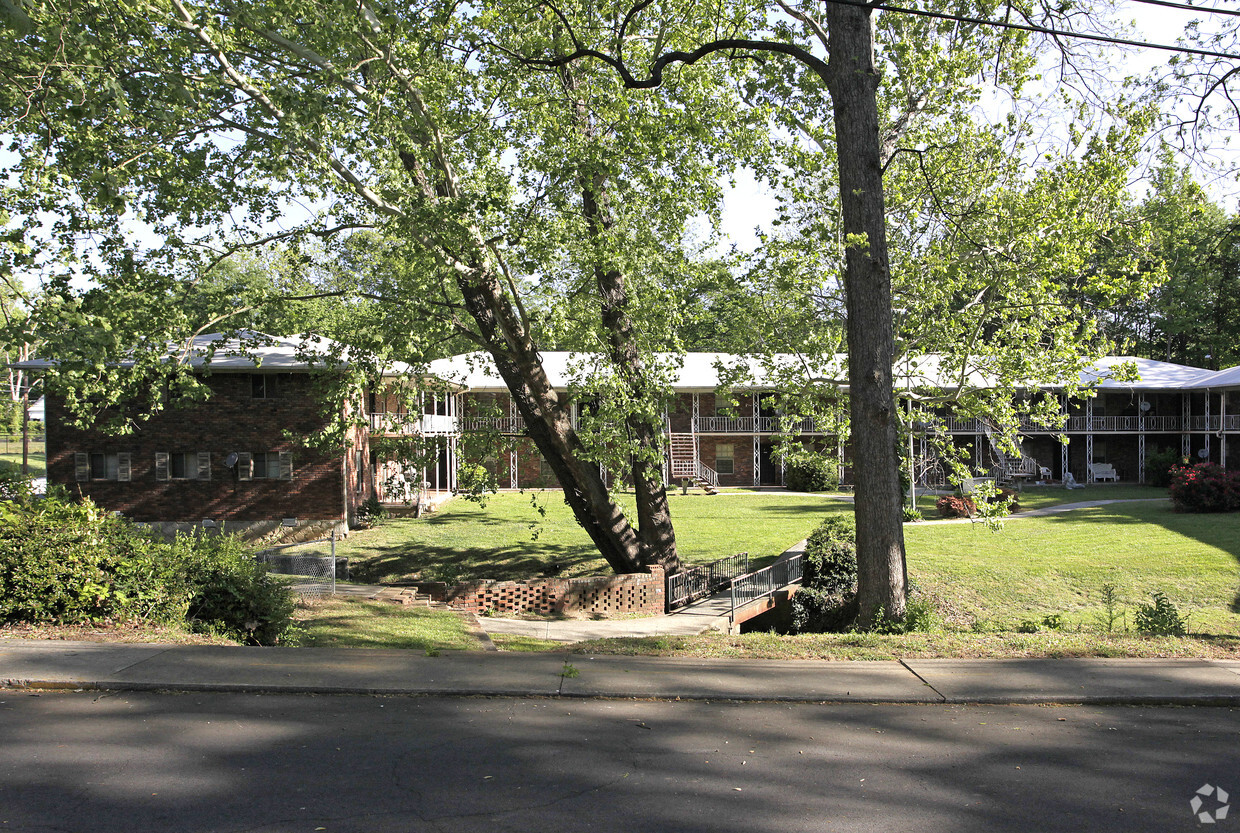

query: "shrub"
xmin=0 ymin=493 xmax=296 ymax=644
xmin=1144 ymin=448 xmax=1182 ymax=489
xmin=789 ymin=586 xmax=857 ymax=634
xmin=180 ymin=535 xmax=298 ymax=645
xmin=784 ymin=456 xmax=839 ymax=492
xmin=789 ymin=516 xmax=856 ymax=633
xmin=355 ymin=495 xmax=387 ymax=527
xmin=936 ymin=495 xmax=976 ymax=518
xmin=456 ymin=462 xmax=496 ymax=500
xmin=1134 ymin=591 xmax=1188 ymax=636
xmin=902 ymin=507 xmax=923 ymax=523
xmin=1168 ymin=462 xmax=1240 ymax=513
xmin=801 ymin=516 xmax=856 ymax=594
xmin=0 ymin=495 xmax=189 ymax=625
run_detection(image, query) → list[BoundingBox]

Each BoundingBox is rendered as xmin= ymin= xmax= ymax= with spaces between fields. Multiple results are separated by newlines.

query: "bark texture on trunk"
xmin=823 ymin=2 xmax=908 ymax=626
xmin=580 ymin=181 xmax=682 ymax=575
xmin=569 ymin=67 xmax=682 ymax=575
xmin=454 ymin=264 xmax=651 ymax=574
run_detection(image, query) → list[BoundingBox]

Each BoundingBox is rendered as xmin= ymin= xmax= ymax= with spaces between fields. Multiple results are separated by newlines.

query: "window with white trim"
xmin=75 ymin=452 xmax=132 ymax=482
xmin=236 ymin=451 xmax=294 ymax=481
xmin=715 ymin=444 xmax=735 ymax=475
xmin=155 ymin=452 xmax=212 ymax=481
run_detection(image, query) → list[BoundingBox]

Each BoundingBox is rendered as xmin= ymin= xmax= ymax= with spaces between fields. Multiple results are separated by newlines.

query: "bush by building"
xmin=788 ymin=516 xmax=857 ymax=633
xmin=783 ymin=455 xmax=840 ymax=492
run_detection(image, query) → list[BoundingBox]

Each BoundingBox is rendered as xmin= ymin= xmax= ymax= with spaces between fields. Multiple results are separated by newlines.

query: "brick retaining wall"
xmin=440 ymin=565 xmax=666 ymax=617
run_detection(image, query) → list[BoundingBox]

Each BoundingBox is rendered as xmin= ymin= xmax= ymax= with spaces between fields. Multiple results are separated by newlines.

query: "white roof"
xmin=430 ymin=350 xmax=1236 ymax=393
xmin=14 ymin=330 xmax=420 ymax=378
xmin=1080 ymin=356 xmax=1214 ymax=390
xmin=1193 ymin=364 xmax=1240 ymax=389
xmin=427 ymin=351 xmax=846 ymax=392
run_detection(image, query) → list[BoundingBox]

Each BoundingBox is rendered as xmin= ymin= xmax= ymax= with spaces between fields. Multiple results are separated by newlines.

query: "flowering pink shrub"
xmin=1168 ymin=463 xmax=1240 ymax=513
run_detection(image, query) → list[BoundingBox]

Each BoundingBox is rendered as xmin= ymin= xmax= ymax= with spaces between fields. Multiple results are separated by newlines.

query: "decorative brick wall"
xmin=442 ymin=565 xmax=665 ymax=617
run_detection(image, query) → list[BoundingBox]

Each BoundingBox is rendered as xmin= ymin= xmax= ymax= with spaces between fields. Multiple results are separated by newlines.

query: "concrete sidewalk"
xmin=2 ymin=638 xmax=1239 ymax=704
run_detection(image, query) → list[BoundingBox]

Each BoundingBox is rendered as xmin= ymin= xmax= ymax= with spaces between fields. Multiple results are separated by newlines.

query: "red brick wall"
xmin=699 ymin=436 xmax=755 ymax=487
xmin=443 ymin=565 xmax=666 ymax=617
xmin=47 ymin=372 xmax=348 ymax=523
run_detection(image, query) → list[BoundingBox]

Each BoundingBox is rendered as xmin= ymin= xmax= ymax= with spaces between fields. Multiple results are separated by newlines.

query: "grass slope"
xmin=343 ymin=490 xmax=853 ymax=584
xmin=905 ymin=499 xmax=1240 ymax=635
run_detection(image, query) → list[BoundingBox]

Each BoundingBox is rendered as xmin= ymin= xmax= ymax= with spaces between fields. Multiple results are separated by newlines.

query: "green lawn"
xmin=295 ymin=598 xmax=481 ymax=651
xmin=905 ymin=500 xmax=1240 ymax=635
xmin=342 ymin=490 xmax=853 ymax=584
xmin=0 ymin=453 xmax=46 ymax=477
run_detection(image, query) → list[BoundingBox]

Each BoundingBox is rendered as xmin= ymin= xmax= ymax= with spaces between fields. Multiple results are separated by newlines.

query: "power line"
xmin=1126 ymin=0 xmax=1240 ymax=19
xmin=840 ymin=0 xmax=1240 ymax=61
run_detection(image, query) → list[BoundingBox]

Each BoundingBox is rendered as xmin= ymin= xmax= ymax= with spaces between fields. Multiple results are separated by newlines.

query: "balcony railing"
xmin=931 ymin=414 xmax=1240 ymax=433
xmin=369 ymin=413 xmax=458 ymax=435
xmin=459 ymin=416 xmax=527 ymax=434
xmin=692 ymin=416 xmax=824 ymax=434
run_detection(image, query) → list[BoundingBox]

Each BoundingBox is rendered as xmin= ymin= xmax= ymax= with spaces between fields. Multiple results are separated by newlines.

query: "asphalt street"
xmin=1 ymin=691 xmax=1236 ymax=833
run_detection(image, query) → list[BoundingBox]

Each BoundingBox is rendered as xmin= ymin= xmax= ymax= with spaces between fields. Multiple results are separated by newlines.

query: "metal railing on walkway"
xmin=729 ymin=554 xmax=804 ymax=623
xmin=666 ymin=552 xmax=750 ymax=610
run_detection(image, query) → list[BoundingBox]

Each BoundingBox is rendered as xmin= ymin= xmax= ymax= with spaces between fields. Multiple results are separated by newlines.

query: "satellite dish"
xmin=1198 ymin=449 xmax=1209 ymax=459
xmin=224 ymin=452 xmax=239 ymax=468
xmin=1139 ymin=401 xmax=1151 ymax=412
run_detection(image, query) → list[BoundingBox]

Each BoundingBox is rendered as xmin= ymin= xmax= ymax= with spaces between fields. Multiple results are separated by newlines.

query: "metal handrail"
xmin=666 ymin=552 xmax=750 ymax=610
xmin=729 ymin=553 xmax=804 ymax=624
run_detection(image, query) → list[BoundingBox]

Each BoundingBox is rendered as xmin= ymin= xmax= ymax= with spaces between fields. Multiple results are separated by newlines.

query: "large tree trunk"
xmin=568 ymin=66 xmax=682 ymax=574
xmin=454 ymin=265 xmax=653 ymax=574
xmin=823 ymin=2 xmax=908 ymax=626
xmin=394 ymin=95 xmax=668 ymax=578
xmin=579 ymin=175 xmax=681 ymax=576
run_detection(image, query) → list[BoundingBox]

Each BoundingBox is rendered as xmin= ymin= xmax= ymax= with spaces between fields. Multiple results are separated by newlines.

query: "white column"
xmin=1183 ymin=393 xmax=1192 ymax=457
xmin=508 ymin=395 xmax=518 ymax=488
xmin=1205 ymin=393 xmax=1212 ymax=461
xmin=1085 ymin=398 xmax=1094 ymax=483
xmin=1221 ymin=392 xmax=1228 ymax=469
xmin=753 ymin=394 xmax=761 ymax=486
xmin=662 ymin=404 xmax=670 ymax=486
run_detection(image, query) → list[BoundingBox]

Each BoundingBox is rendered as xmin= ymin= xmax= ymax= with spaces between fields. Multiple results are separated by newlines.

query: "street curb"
xmin=6 ymin=677 xmax=1240 ymax=706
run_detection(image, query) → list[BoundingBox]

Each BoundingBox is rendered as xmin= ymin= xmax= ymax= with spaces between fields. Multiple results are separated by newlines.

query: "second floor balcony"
xmin=691 ymin=416 xmax=825 ymax=434
xmin=369 ymin=412 xmax=458 ymax=435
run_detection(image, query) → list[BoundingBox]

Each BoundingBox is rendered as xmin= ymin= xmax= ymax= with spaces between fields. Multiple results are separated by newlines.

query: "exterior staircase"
xmin=669 ymin=433 xmax=719 ymax=494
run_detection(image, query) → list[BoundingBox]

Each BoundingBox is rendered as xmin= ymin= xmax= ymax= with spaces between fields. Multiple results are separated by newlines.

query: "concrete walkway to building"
xmin=914 ymin=497 xmax=1169 ymax=525
xmin=2 ymin=637 xmax=1239 ymax=704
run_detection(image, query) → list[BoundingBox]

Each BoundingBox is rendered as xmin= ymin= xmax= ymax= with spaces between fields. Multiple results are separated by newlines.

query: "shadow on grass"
xmin=296 ymin=601 xmax=475 ymax=651
xmin=1034 ymin=499 xmax=1240 ymax=617
xmin=349 ymin=541 xmax=599 ymax=584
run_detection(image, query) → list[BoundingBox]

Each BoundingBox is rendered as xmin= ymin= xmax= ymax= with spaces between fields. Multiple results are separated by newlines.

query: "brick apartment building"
xmin=26 ymin=337 xmax=1240 ymax=538
xmin=429 ymin=352 xmax=1240 ymax=490
xmin=28 ymin=332 xmax=460 ymax=541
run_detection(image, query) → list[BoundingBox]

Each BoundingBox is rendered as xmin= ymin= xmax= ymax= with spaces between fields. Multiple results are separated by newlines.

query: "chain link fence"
xmin=255 ymin=536 xmax=346 ymax=600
